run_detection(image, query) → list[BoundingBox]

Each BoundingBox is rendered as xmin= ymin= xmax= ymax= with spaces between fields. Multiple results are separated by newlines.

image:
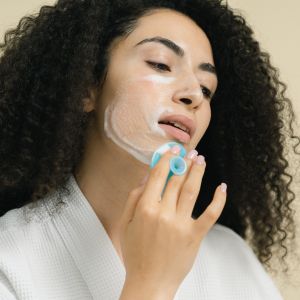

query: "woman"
xmin=0 ymin=0 xmax=299 ymax=299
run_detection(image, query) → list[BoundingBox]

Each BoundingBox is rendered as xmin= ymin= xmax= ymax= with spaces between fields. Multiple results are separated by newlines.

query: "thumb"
xmin=120 ymin=175 xmax=148 ymax=228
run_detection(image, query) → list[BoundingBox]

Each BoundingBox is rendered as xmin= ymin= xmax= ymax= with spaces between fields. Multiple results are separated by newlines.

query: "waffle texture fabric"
xmin=0 ymin=173 xmax=283 ymax=300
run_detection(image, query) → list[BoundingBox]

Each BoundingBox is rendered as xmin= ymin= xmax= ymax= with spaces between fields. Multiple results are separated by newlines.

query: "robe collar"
xmin=46 ymin=173 xmax=197 ymax=299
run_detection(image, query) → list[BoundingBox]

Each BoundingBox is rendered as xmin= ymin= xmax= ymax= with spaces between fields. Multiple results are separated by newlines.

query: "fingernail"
xmin=195 ymin=155 xmax=205 ymax=165
xmin=171 ymin=145 xmax=181 ymax=154
xmin=187 ymin=149 xmax=198 ymax=160
xmin=221 ymin=183 xmax=227 ymax=193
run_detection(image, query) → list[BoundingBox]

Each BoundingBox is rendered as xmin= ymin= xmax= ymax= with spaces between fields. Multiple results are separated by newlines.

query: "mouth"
xmin=158 ymin=122 xmax=191 ymax=143
xmin=157 ymin=114 xmax=196 ymax=144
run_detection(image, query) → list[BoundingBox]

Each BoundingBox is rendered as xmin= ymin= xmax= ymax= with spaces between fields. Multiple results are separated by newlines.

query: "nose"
xmin=172 ymin=75 xmax=204 ymax=110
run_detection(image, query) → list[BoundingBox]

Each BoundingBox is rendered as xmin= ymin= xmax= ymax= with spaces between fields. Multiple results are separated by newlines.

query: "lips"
xmin=158 ymin=114 xmax=196 ymax=140
xmin=158 ymin=123 xmax=191 ymax=143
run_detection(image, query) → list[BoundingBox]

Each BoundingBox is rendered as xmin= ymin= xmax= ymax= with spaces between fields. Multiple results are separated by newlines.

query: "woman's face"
xmin=93 ymin=8 xmax=218 ymax=165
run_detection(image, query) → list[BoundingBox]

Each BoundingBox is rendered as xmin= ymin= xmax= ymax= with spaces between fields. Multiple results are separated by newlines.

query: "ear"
xmin=82 ymin=88 xmax=97 ymax=113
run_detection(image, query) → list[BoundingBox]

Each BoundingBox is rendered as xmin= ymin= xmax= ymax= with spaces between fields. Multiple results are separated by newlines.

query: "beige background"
xmin=0 ymin=0 xmax=299 ymax=299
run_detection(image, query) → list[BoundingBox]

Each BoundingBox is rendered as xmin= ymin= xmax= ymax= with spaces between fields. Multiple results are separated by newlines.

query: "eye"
xmin=146 ymin=61 xmax=171 ymax=72
xmin=201 ymin=85 xmax=212 ymax=100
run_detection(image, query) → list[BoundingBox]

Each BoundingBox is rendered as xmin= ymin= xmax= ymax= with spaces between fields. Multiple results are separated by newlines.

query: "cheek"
xmin=105 ymin=79 xmax=158 ymax=128
xmin=126 ymin=77 xmax=164 ymax=99
xmin=115 ymin=76 xmax=170 ymax=114
xmin=195 ymin=104 xmax=211 ymax=138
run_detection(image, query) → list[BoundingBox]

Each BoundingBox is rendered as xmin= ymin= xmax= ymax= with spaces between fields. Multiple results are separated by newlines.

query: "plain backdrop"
xmin=0 ymin=0 xmax=299 ymax=299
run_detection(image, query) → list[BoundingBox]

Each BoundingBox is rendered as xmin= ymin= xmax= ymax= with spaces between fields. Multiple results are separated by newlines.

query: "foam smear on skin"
xmin=142 ymin=74 xmax=176 ymax=84
xmin=104 ymin=104 xmax=174 ymax=164
xmin=104 ymin=73 xmax=179 ymax=165
xmin=145 ymin=74 xmax=207 ymax=99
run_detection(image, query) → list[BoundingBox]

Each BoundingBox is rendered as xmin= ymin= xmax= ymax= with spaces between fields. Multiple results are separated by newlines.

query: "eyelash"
xmin=146 ymin=61 xmax=171 ymax=72
xmin=146 ymin=61 xmax=213 ymax=100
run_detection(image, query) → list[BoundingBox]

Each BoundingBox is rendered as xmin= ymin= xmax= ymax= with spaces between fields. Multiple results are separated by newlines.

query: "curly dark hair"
xmin=0 ymin=0 xmax=299 ymax=272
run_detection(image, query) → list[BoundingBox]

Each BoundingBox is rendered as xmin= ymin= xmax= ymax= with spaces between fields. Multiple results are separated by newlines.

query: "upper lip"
xmin=158 ymin=114 xmax=196 ymax=138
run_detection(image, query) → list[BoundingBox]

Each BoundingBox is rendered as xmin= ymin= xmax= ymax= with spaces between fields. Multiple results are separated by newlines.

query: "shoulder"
xmin=0 ymin=191 xmax=71 ymax=287
xmin=0 ymin=187 xmax=69 ymax=233
xmin=0 ymin=200 xmax=49 ymax=234
xmin=0 ymin=189 xmax=68 ymax=252
xmin=0 ymin=194 xmax=66 ymax=299
xmin=0 ymin=201 xmax=48 ymax=258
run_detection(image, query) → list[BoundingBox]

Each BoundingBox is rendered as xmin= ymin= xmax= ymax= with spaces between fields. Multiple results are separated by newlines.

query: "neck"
xmin=74 ymin=124 xmax=149 ymax=239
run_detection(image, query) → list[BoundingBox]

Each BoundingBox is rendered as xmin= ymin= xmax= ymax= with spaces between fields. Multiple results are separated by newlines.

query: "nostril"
xmin=180 ymin=98 xmax=193 ymax=105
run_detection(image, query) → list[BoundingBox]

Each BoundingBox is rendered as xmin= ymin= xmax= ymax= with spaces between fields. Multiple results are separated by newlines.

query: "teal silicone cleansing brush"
xmin=150 ymin=142 xmax=187 ymax=197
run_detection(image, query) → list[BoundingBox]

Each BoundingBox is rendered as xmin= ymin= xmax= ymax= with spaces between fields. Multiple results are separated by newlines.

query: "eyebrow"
xmin=134 ymin=36 xmax=217 ymax=77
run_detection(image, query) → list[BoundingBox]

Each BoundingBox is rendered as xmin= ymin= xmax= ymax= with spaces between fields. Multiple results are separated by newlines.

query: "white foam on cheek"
xmin=140 ymin=74 xmax=205 ymax=117
xmin=142 ymin=74 xmax=176 ymax=85
xmin=103 ymin=76 xmax=177 ymax=165
xmin=104 ymin=100 xmax=175 ymax=165
xmin=143 ymin=74 xmax=205 ymax=100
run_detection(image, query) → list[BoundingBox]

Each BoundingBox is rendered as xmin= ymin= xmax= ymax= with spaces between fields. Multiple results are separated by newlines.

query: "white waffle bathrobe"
xmin=0 ymin=174 xmax=283 ymax=299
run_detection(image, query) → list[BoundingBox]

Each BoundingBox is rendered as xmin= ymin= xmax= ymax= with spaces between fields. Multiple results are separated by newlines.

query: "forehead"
xmin=122 ymin=8 xmax=214 ymax=60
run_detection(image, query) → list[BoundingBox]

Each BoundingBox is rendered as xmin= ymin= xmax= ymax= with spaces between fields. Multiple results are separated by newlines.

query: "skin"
xmin=74 ymin=8 xmax=218 ymax=265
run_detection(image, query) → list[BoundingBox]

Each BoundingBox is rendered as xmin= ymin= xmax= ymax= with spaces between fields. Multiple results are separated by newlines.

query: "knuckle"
xmin=206 ymin=207 xmax=219 ymax=221
xmin=178 ymin=222 xmax=194 ymax=238
xmin=182 ymin=193 xmax=195 ymax=206
xmin=181 ymin=184 xmax=195 ymax=197
xmin=175 ymin=223 xmax=190 ymax=237
xmin=139 ymin=206 xmax=158 ymax=220
xmin=158 ymin=213 xmax=173 ymax=224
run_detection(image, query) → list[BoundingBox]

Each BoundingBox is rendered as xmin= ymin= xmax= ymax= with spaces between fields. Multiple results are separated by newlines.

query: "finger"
xmin=176 ymin=155 xmax=206 ymax=218
xmin=193 ymin=183 xmax=227 ymax=236
xmin=137 ymin=147 xmax=180 ymax=210
xmin=160 ymin=151 xmax=198 ymax=214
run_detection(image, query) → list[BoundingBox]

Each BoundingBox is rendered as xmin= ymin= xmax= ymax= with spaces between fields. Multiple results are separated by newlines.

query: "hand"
xmin=119 ymin=147 xmax=227 ymax=294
